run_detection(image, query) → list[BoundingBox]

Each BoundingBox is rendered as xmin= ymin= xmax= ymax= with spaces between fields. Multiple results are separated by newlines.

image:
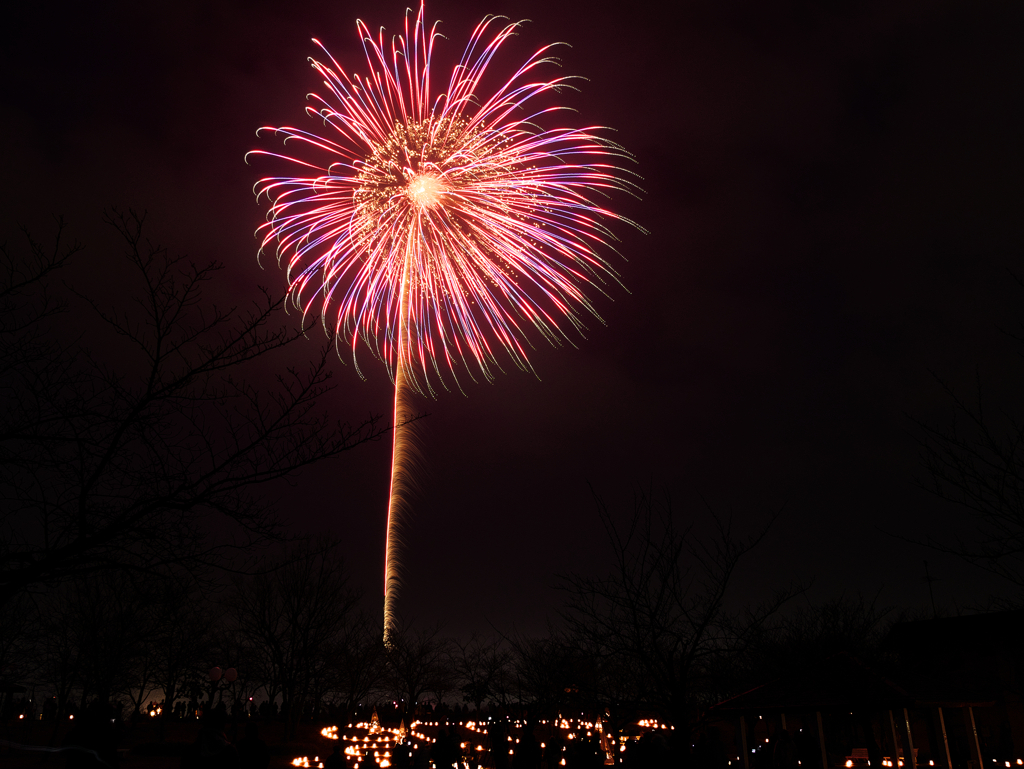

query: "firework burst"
xmin=251 ymin=2 xmax=641 ymax=643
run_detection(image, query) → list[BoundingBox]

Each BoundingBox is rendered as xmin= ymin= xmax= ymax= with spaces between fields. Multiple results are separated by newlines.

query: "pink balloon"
xmin=208 ymin=667 xmax=222 ymax=681
xmin=224 ymin=668 xmax=237 ymax=682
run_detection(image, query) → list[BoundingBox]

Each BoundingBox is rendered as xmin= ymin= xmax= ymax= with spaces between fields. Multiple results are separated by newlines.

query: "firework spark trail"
xmin=384 ymin=246 xmax=415 ymax=640
xmin=251 ymin=2 xmax=642 ymax=643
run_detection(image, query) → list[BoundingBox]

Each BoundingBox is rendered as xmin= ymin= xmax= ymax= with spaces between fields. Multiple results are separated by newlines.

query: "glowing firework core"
xmin=353 ymin=116 xmax=471 ymax=241
xmin=407 ymin=174 xmax=445 ymax=208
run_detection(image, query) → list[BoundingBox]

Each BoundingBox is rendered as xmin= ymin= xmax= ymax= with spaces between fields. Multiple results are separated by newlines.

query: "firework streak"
xmin=251 ymin=2 xmax=641 ymax=644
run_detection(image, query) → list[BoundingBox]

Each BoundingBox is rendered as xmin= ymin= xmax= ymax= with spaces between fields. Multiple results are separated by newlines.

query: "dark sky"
xmin=2 ymin=0 xmax=1022 ymax=636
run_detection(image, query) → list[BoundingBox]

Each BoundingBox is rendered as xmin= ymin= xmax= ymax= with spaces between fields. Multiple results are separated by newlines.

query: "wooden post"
xmin=900 ymin=709 xmax=918 ymax=769
xmin=889 ymin=711 xmax=902 ymax=766
xmin=741 ymin=715 xmax=750 ymax=769
xmin=936 ymin=708 xmax=953 ymax=769
xmin=817 ymin=711 xmax=829 ymax=769
xmin=964 ymin=707 xmax=983 ymax=769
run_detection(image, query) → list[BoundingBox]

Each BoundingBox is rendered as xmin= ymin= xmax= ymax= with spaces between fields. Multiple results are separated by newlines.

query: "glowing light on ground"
xmin=296 ymin=715 xmax=662 ymax=768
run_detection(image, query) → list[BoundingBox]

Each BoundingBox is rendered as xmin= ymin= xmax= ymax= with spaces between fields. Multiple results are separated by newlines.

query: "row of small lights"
xmin=297 ymin=716 xmax=437 ymax=768
xmin=14 ymin=705 xmax=1024 ymax=769
xmin=731 ymin=725 xmax=1024 ymax=769
xmin=298 ymin=713 xmax=677 ymax=768
xmin=845 ymin=761 xmax=1024 ymax=768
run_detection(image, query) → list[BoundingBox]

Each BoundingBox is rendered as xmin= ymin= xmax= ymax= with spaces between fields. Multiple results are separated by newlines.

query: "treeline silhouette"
xmin=3 ymin=214 xmax=1022 ymax=767
xmin=1 ymin=499 xmax=910 ymax=758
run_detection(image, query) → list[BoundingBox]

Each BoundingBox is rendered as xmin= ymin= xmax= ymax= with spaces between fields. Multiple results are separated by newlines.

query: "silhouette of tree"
xmin=741 ymin=593 xmax=904 ymax=682
xmin=560 ymin=490 xmax=800 ymax=745
xmin=511 ymin=632 xmax=602 ymax=718
xmin=142 ymin=576 xmax=219 ymax=736
xmin=0 ymin=591 xmax=35 ymax=706
xmin=0 ymin=211 xmax=386 ymax=604
xmin=30 ymin=572 xmax=149 ymax=720
xmin=384 ymin=624 xmax=455 ymax=715
xmin=453 ymin=634 xmax=511 ymax=712
xmin=232 ymin=536 xmax=360 ymax=739
xmin=321 ymin=611 xmax=386 ymax=716
xmin=73 ymin=573 xmax=153 ymax=708
xmin=916 ymin=350 xmax=1024 ymax=594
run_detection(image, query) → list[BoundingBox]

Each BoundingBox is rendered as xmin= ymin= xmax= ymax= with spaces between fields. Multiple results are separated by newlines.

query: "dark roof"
xmin=882 ymin=610 xmax=1023 ymax=705
xmin=883 ymin=610 xmax=1024 ymax=657
xmin=710 ymin=653 xmax=994 ymax=715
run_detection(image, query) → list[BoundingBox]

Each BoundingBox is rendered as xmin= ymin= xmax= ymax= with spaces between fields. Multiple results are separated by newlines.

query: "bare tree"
xmin=560 ymin=490 xmax=800 ymax=744
xmin=28 ymin=571 xmax=149 ymax=726
xmin=35 ymin=583 xmax=84 ymax=730
xmin=67 ymin=574 xmax=163 ymax=721
xmin=0 ymin=211 xmax=386 ymax=604
xmin=144 ymin=576 xmax=220 ymax=735
xmin=509 ymin=631 xmax=603 ymax=717
xmin=915 ymin=369 xmax=1024 ymax=593
xmin=452 ymin=634 xmax=512 ymax=712
xmin=232 ymin=536 xmax=360 ymax=739
xmin=741 ymin=592 xmax=905 ymax=681
xmin=384 ymin=624 xmax=455 ymax=714
xmin=0 ymin=591 xmax=38 ymax=717
xmin=0 ymin=216 xmax=80 ymax=382
xmin=322 ymin=611 xmax=386 ymax=715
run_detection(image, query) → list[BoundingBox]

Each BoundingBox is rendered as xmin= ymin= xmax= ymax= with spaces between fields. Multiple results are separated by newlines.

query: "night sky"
xmin=3 ymin=0 xmax=1022 ymax=636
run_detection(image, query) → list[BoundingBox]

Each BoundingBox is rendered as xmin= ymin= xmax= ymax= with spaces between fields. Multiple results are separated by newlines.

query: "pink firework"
xmin=251 ymin=2 xmax=640 ymax=642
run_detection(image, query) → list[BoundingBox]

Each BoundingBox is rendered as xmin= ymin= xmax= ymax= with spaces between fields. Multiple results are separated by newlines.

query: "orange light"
xmin=407 ymin=173 xmax=446 ymax=209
